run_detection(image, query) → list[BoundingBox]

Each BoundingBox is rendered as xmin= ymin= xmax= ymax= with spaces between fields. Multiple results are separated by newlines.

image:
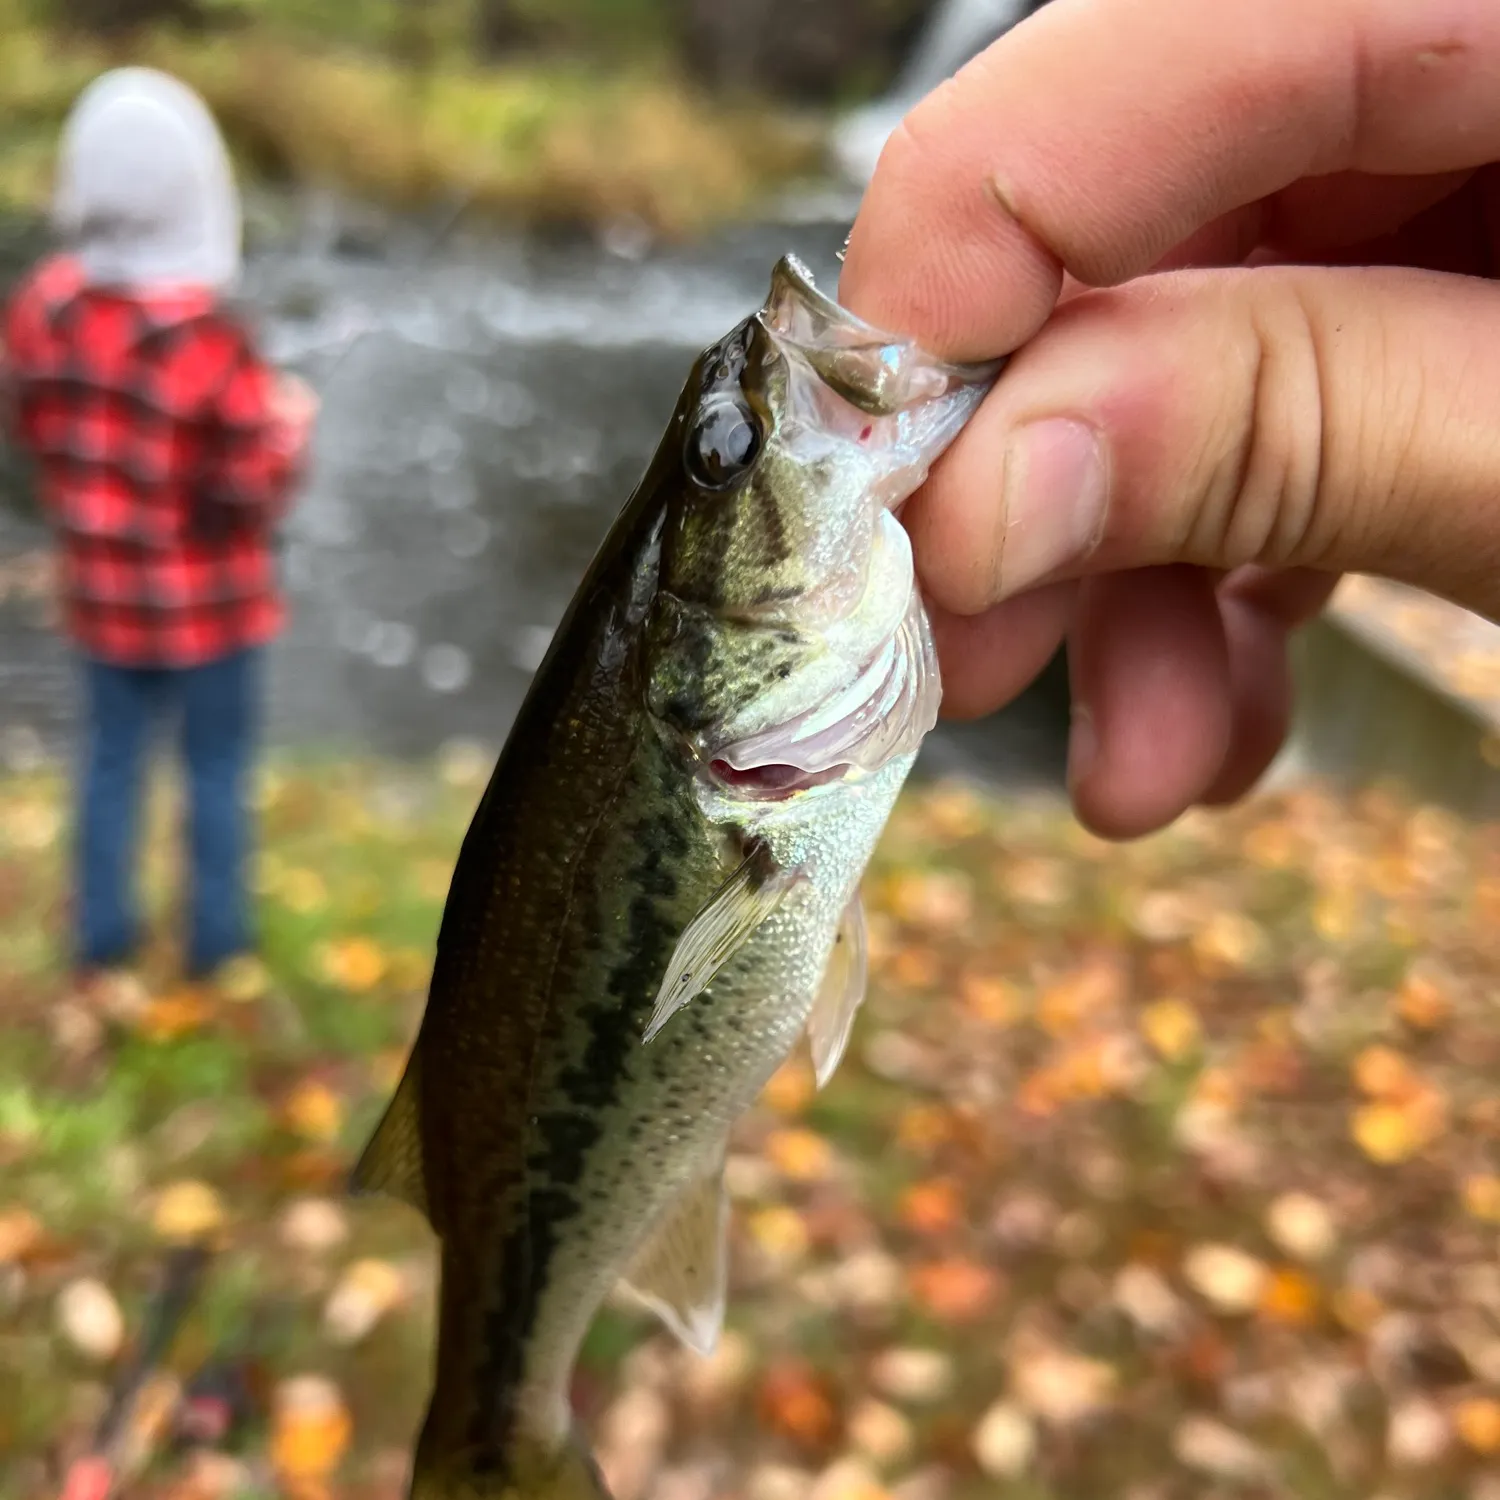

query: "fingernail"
xmin=1067 ymin=701 xmax=1097 ymax=790
xmin=997 ymin=418 xmax=1107 ymax=596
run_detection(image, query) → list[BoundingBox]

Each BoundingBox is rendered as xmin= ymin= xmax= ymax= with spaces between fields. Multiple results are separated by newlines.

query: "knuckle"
xmin=1193 ymin=273 xmax=1332 ymax=570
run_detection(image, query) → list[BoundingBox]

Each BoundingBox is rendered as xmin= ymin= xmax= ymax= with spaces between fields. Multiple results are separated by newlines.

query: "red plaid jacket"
xmin=2 ymin=255 xmax=300 ymax=667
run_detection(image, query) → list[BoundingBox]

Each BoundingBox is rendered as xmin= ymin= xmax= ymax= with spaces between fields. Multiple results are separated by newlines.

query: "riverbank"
xmin=4 ymin=757 xmax=1500 ymax=1498
xmin=0 ymin=21 xmax=825 ymax=236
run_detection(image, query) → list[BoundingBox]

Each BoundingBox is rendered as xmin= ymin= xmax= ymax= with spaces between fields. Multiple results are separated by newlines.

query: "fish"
xmin=352 ymin=253 xmax=999 ymax=1500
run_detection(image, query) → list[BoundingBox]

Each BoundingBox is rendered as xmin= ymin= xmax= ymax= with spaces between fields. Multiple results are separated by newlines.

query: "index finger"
xmin=839 ymin=0 xmax=1500 ymax=360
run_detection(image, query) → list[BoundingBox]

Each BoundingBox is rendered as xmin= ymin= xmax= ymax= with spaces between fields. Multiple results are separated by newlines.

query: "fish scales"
xmin=353 ymin=255 xmax=1000 ymax=1500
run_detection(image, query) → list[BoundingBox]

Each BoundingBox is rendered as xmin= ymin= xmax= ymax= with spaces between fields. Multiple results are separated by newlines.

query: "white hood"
xmin=51 ymin=66 xmax=242 ymax=292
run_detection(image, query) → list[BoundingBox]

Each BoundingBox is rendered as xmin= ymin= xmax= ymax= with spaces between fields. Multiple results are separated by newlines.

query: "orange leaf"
xmin=1257 ymin=1267 xmax=1319 ymax=1327
xmin=764 ymin=1129 xmax=835 ymax=1183
xmin=281 ymin=1081 xmax=346 ymax=1144
xmin=1352 ymin=1045 xmax=1417 ymax=1101
xmin=760 ymin=1058 xmax=815 ymax=1116
xmin=895 ymin=1105 xmax=954 ymax=1155
xmin=756 ymin=1363 xmax=838 ymax=1451
xmin=897 ymin=1179 xmax=963 ymax=1237
xmin=1395 ymin=971 xmax=1452 ymax=1030
xmin=138 ymin=988 xmax=211 ymax=1042
xmin=271 ymin=1378 xmax=352 ymax=1482
xmin=1454 ymin=1397 xmax=1500 ymax=1455
xmin=908 ymin=1258 xmax=1002 ymax=1322
xmin=1036 ymin=957 xmax=1124 ymax=1038
xmin=960 ymin=972 xmax=1020 ymax=1027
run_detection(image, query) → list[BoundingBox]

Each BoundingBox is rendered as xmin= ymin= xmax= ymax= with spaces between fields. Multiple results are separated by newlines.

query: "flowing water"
xmin=0 ymin=207 xmax=1069 ymax=785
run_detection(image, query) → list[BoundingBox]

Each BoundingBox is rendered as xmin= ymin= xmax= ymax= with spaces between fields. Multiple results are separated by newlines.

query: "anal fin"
xmin=619 ymin=1158 xmax=729 ymax=1357
xmin=350 ymin=1053 xmax=430 ymax=1221
xmin=807 ymin=892 xmax=867 ymax=1088
xmin=643 ymin=839 xmax=798 ymax=1043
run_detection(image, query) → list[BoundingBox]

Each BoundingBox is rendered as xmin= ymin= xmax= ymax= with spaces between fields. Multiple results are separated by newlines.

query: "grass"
xmin=0 ymin=11 xmax=824 ymax=235
xmin=4 ymin=757 xmax=1500 ymax=1499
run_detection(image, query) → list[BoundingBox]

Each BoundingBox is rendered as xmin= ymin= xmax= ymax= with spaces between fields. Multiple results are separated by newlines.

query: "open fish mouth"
xmin=707 ymin=591 xmax=940 ymax=800
xmin=760 ymin=252 xmax=1000 ymax=421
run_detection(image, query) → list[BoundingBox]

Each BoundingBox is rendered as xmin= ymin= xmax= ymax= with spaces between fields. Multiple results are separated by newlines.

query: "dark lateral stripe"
xmin=467 ymin=797 xmax=691 ymax=1462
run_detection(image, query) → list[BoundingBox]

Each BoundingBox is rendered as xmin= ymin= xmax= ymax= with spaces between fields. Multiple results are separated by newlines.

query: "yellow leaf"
xmin=1140 ymin=998 xmax=1201 ymax=1062
xmin=764 ymin=1128 xmax=835 ymax=1183
xmin=280 ymin=868 xmax=327 ymax=916
xmin=213 ymin=954 xmax=271 ymax=1005
xmin=151 ymin=1180 xmax=226 ymax=1244
xmin=319 ymin=937 xmax=386 ymax=993
xmin=1461 ymin=1174 xmax=1500 ymax=1224
xmin=1350 ymin=1102 xmax=1421 ymax=1163
xmin=747 ymin=1207 xmax=810 ymax=1268
xmin=282 ymin=1082 xmax=346 ymax=1144
xmin=895 ymin=1105 xmax=954 ymax=1154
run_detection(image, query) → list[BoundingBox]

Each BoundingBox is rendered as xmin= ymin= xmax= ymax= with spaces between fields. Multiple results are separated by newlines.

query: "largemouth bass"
xmin=353 ymin=255 xmax=998 ymax=1500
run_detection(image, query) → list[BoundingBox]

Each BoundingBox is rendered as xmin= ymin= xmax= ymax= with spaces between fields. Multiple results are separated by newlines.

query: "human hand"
xmin=840 ymin=0 xmax=1500 ymax=838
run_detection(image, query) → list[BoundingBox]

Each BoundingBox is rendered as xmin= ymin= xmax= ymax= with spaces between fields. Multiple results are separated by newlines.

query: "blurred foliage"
xmin=3 ymin=756 xmax=1500 ymax=1499
xmin=0 ymin=0 xmax=827 ymax=233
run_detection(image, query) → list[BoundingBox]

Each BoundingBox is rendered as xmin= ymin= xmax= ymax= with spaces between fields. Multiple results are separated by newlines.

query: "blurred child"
xmin=0 ymin=68 xmax=316 ymax=984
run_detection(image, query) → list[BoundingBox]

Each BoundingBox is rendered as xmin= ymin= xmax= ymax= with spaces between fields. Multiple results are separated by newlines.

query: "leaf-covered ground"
xmin=3 ymin=752 xmax=1500 ymax=1500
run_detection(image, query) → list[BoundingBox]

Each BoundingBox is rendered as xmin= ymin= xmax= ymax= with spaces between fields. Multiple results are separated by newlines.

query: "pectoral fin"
xmin=807 ymin=892 xmax=868 ymax=1088
xmin=620 ymin=1158 xmax=729 ymax=1356
xmin=643 ymin=840 xmax=798 ymax=1043
xmin=349 ymin=1056 xmax=430 ymax=1221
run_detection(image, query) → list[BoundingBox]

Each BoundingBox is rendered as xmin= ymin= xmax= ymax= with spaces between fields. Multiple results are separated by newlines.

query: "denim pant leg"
xmin=180 ymin=648 xmax=261 ymax=975
xmin=77 ymin=657 xmax=162 ymax=967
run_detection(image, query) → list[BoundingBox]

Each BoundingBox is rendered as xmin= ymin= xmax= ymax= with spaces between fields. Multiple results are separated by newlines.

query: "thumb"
xmin=907 ymin=265 xmax=1500 ymax=621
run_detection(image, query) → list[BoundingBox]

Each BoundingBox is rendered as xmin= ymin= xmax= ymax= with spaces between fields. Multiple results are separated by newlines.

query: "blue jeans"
xmin=76 ymin=648 xmax=261 ymax=977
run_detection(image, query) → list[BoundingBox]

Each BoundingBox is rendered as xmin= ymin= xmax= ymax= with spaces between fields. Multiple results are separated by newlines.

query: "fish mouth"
xmin=759 ymin=253 xmax=1000 ymax=418
xmin=704 ymin=590 xmax=940 ymax=801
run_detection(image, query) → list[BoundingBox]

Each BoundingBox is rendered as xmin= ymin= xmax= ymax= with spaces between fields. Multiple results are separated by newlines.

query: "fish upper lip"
xmin=760 ymin=253 xmax=1002 ymax=417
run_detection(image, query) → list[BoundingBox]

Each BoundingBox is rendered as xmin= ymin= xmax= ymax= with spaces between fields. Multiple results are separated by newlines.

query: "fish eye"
xmin=684 ymin=399 xmax=762 ymax=491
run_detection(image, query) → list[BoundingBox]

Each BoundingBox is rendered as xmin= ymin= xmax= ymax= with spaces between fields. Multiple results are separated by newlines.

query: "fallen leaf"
xmin=1455 ymin=1397 xmax=1500 ymax=1455
xmin=869 ymin=1348 xmax=953 ymax=1405
xmin=847 ymin=1400 xmax=913 ymax=1469
xmin=896 ymin=1180 xmax=963 ymax=1237
xmin=907 ymin=1258 xmax=1002 ymax=1322
xmin=270 ymin=1375 xmax=352 ymax=1483
xmin=323 ymin=1258 xmax=407 ymax=1345
xmin=319 ymin=937 xmax=387 ymax=993
xmin=1183 ymin=1244 xmax=1268 ymax=1316
xmin=1461 ymin=1174 xmax=1500 ymax=1224
xmin=1140 ymin=998 xmax=1201 ymax=1062
xmin=764 ymin=1129 xmax=836 ymax=1183
xmin=1264 ymin=1192 xmax=1337 ymax=1263
xmin=151 ymin=1180 xmax=226 ymax=1244
xmin=761 ymin=1059 xmax=815 ymax=1116
xmin=55 ymin=1278 xmax=123 ymax=1362
xmin=281 ymin=1080 xmax=346 ymax=1144
xmin=1258 ymin=1267 xmax=1319 ymax=1327
xmin=747 ymin=1207 xmax=811 ymax=1270
xmin=971 ymin=1401 xmax=1035 ymax=1478
xmin=278 ymin=1198 xmax=350 ymax=1255
xmin=138 ymin=988 xmax=211 ymax=1042
xmin=0 ymin=1206 xmax=42 ymax=1264
xmin=756 ymin=1363 xmax=838 ymax=1450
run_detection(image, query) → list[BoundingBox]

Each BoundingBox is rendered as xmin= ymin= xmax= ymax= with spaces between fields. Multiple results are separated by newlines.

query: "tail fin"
xmin=410 ymin=1427 xmax=611 ymax=1500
